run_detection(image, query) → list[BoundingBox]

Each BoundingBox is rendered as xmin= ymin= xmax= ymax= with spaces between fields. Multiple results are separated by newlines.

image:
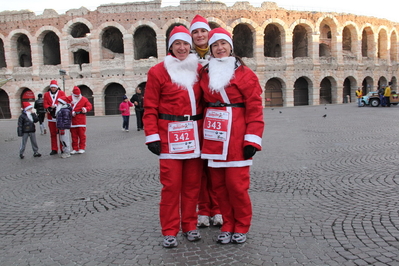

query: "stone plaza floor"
xmin=1 ymin=103 xmax=399 ymax=265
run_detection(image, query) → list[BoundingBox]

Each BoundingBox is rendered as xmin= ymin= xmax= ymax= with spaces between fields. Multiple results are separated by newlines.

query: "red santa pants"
xmin=159 ymin=157 xmax=202 ymax=236
xmin=198 ymin=162 xmax=220 ymax=217
xmin=70 ymin=127 xmax=87 ymax=151
xmin=209 ymin=166 xmax=252 ymax=234
xmin=48 ymin=121 xmax=60 ymax=151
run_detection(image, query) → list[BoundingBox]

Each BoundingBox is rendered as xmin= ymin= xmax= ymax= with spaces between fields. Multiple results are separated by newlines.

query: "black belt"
xmin=207 ymin=101 xmax=245 ymax=107
xmin=159 ymin=113 xmax=203 ymax=121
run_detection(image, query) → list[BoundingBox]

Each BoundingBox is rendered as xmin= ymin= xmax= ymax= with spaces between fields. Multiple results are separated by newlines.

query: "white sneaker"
xmin=197 ymin=215 xmax=210 ymax=227
xmin=183 ymin=230 xmax=201 ymax=242
xmin=61 ymin=153 xmax=70 ymax=159
xmin=70 ymin=150 xmax=77 ymax=155
xmin=231 ymin=233 xmax=247 ymax=244
xmin=163 ymin=235 xmax=178 ymax=248
xmin=211 ymin=214 xmax=223 ymax=226
xmin=125 ymin=129 xmax=129 ymax=132
xmin=217 ymin=232 xmax=232 ymax=244
xmin=78 ymin=149 xmax=85 ymax=154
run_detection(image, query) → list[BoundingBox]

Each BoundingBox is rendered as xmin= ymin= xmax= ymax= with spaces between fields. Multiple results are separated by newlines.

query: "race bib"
xmin=204 ymin=109 xmax=230 ymax=141
xmin=168 ymin=121 xmax=196 ymax=153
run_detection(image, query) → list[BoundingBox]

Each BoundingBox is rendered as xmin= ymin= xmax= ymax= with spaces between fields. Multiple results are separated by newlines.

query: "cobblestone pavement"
xmin=1 ymin=103 xmax=399 ymax=266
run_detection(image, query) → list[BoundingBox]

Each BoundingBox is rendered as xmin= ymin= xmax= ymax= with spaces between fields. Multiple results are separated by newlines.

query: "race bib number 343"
xmin=204 ymin=109 xmax=230 ymax=141
xmin=168 ymin=121 xmax=196 ymax=153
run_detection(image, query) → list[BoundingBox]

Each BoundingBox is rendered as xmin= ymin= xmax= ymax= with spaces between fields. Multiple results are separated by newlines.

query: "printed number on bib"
xmin=204 ymin=109 xmax=229 ymax=141
xmin=168 ymin=121 xmax=196 ymax=153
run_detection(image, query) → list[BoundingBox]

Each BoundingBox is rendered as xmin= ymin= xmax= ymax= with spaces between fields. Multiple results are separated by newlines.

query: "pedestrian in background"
xmin=190 ymin=14 xmax=223 ymax=228
xmin=55 ymin=97 xmax=72 ymax=159
xmin=384 ymin=82 xmax=392 ymax=107
xmin=17 ymin=102 xmax=41 ymax=159
xmin=355 ymin=87 xmax=362 ymax=107
xmin=130 ymin=83 xmax=145 ymax=131
xmin=143 ymin=25 xmax=203 ymax=248
xmin=34 ymin=93 xmax=47 ymax=134
xmin=119 ymin=95 xmax=133 ymax=132
xmin=200 ymin=27 xmax=264 ymax=245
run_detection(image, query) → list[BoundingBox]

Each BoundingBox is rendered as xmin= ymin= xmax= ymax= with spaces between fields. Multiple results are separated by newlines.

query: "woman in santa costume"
xmin=199 ymin=27 xmax=264 ymax=244
xmin=143 ymin=25 xmax=204 ymax=248
xmin=43 ymin=80 xmax=66 ymax=155
xmin=67 ymin=86 xmax=92 ymax=154
xmin=190 ymin=14 xmax=223 ymax=228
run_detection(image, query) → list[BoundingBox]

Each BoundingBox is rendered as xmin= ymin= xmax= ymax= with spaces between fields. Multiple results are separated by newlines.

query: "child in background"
xmin=17 ymin=102 xmax=41 ymax=159
xmin=56 ymin=97 xmax=72 ymax=159
xmin=119 ymin=95 xmax=133 ymax=132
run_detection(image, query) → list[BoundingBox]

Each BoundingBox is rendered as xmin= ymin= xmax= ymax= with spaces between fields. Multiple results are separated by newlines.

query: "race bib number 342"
xmin=168 ymin=121 xmax=196 ymax=153
xmin=204 ymin=109 xmax=230 ymax=141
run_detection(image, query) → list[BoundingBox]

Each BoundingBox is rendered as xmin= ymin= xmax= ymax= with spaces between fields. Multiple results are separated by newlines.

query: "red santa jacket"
xmin=67 ymin=95 xmax=92 ymax=127
xmin=143 ymin=54 xmax=204 ymax=160
xmin=43 ymin=89 xmax=66 ymax=122
xmin=200 ymin=57 xmax=264 ymax=168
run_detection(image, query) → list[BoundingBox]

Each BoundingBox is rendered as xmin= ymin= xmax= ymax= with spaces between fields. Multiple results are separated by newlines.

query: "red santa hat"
xmin=22 ymin=102 xmax=34 ymax=111
xmin=50 ymin=80 xmax=59 ymax=88
xmin=168 ymin=26 xmax=192 ymax=50
xmin=209 ymin=27 xmax=234 ymax=50
xmin=189 ymin=15 xmax=211 ymax=33
xmin=72 ymin=86 xmax=81 ymax=96
xmin=57 ymin=96 xmax=68 ymax=105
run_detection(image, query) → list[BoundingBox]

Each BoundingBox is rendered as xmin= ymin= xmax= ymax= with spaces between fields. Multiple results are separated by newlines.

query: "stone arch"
xmin=294 ymin=76 xmax=311 ymax=105
xmin=390 ymin=30 xmax=398 ymax=62
xmin=377 ymin=27 xmax=388 ymax=60
xmin=343 ymin=76 xmax=357 ymax=103
xmin=104 ymin=82 xmax=126 ymax=115
xmin=0 ymin=89 xmax=11 ymax=119
xmin=63 ymin=18 xmax=94 ymax=38
xmin=100 ymin=26 xmax=125 ymax=59
xmin=290 ymin=21 xmax=313 ymax=58
xmin=70 ymin=23 xmax=91 ymax=38
xmin=74 ymin=49 xmax=90 ymax=70
xmin=264 ymin=22 xmax=285 ymax=58
xmin=361 ymin=25 xmax=375 ymax=58
xmin=264 ymin=77 xmax=284 ymax=107
xmin=378 ymin=76 xmax=388 ymax=89
xmin=362 ymin=76 xmax=374 ymax=94
xmin=319 ymin=77 xmax=333 ymax=104
xmin=207 ymin=17 xmax=227 ymax=29
xmin=9 ymin=30 xmax=34 ymax=67
xmin=133 ymin=25 xmax=158 ymax=60
xmin=0 ymin=37 xmax=6 ymax=68
xmin=232 ymin=23 xmax=254 ymax=58
xmin=317 ymin=16 xmax=338 ymax=58
xmin=43 ymin=31 xmax=61 ymax=66
xmin=342 ymin=23 xmax=358 ymax=58
xmin=391 ymin=76 xmax=398 ymax=91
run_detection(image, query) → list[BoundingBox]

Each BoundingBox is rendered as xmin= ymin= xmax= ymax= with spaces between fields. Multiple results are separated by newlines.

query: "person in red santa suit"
xmin=143 ymin=25 xmax=204 ymax=248
xmin=43 ymin=80 xmax=66 ymax=155
xmin=190 ymin=14 xmax=223 ymax=228
xmin=67 ymin=86 xmax=92 ymax=154
xmin=199 ymin=27 xmax=264 ymax=245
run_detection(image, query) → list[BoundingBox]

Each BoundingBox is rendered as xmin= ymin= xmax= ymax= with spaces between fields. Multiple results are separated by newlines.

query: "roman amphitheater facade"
xmin=0 ymin=0 xmax=398 ymax=118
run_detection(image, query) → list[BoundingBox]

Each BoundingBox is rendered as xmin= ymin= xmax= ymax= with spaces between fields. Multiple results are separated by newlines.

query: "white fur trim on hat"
xmin=168 ymin=32 xmax=192 ymax=50
xmin=58 ymin=98 xmax=67 ymax=105
xmin=209 ymin=33 xmax=233 ymax=50
xmin=190 ymin=22 xmax=211 ymax=33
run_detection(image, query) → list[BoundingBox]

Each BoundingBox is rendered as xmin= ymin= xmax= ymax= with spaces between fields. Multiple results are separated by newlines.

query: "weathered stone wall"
xmin=0 ymin=1 xmax=398 ymax=118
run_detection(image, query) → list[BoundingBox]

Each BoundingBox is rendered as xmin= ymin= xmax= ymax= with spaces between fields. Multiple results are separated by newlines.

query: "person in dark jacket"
xmin=17 ymin=102 xmax=41 ymax=159
xmin=34 ymin=93 xmax=47 ymax=135
xmin=130 ymin=83 xmax=145 ymax=131
xmin=55 ymin=97 xmax=72 ymax=158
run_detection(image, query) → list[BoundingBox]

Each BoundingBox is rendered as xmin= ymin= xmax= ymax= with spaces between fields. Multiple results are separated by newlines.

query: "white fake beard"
xmin=208 ymin=57 xmax=236 ymax=94
xmin=72 ymin=95 xmax=82 ymax=104
xmin=164 ymin=54 xmax=198 ymax=90
xmin=55 ymin=104 xmax=63 ymax=115
xmin=26 ymin=111 xmax=33 ymax=121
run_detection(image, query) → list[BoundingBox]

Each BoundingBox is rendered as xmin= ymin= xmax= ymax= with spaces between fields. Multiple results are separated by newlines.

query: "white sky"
xmin=1 ymin=0 xmax=398 ymax=23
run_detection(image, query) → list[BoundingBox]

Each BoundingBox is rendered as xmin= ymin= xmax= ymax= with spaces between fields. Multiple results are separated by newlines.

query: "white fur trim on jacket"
xmin=244 ymin=134 xmax=262 ymax=147
xmin=208 ymin=159 xmax=252 ymax=168
xmin=146 ymin=134 xmax=160 ymax=144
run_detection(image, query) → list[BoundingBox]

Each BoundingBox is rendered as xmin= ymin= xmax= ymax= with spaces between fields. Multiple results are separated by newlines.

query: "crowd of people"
xmin=17 ymin=14 xmax=265 ymax=248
